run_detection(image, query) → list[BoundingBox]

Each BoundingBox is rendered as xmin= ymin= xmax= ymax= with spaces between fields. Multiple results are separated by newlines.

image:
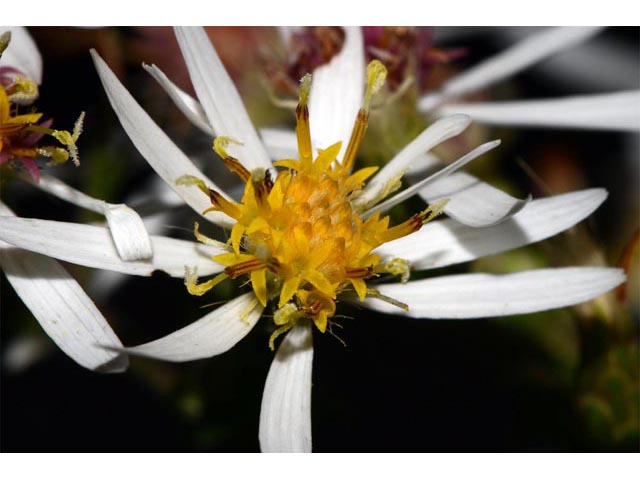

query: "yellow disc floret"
xmin=180 ymin=61 xmax=446 ymax=349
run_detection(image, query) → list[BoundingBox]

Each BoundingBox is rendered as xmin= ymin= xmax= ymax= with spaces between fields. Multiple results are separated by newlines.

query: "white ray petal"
xmin=421 ymin=169 xmax=529 ymax=228
xmin=366 ymin=267 xmax=625 ymax=318
xmin=0 ymin=202 xmax=128 ymax=372
xmin=259 ymin=322 xmax=313 ymax=453
xmin=260 ymin=128 xmax=298 ymax=160
xmin=357 ymin=114 xmax=471 ymax=209
xmin=368 ymin=140 xmax=501 ymax=216
xmin=0 ymin=215 xmax=225 ymax=277
xmin=0 ymin=26 xmax=42 ymax=84
xmin=419 ymin=27 xmax=604 ymax=112
xmin=308 ymin=26 xmax=365 ymax=157
xmin=143 ymin=63 xmax=214 ymax=136
xmin=91 ymin=49 xmax=234 ymax=229
xmin=29 ymin=173 xmax=154 ymax=261
xmin=115 ymin=293 xmax=262 ymax=362
xmin=437 ymin=91 xmax=640 ymax=132
xmin=376 ymin=189 xmax=607 ymax=270
xmin=173 ymin=26 xmax=272 ymax=172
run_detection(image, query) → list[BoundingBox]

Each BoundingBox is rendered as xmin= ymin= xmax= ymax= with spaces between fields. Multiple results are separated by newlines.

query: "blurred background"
xmin=1 ymin=26 xmax=638 ymax=452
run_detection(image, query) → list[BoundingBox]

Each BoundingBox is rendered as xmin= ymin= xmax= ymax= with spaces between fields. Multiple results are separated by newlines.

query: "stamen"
xmin=341 ymin=60 xmax=388 ymax=172
xmin=225 ymin=258 xmax=265 ymax=279
xmin=269 ymin=322 xmax=296 ymax=351
xmin=213 ymin=137 xmax=250 ymax=182
xmin=377 ymin=258 xmax=410 ymax=283
xmin=6 ymin=76 xmax=39 ymax=104
xmin=250 ymin=169 xmax=271 ymax=210
xmin=363 ymin=60 xmax=387 ymax=113
xmin=295 ymin=74 xmax=313 ymax=168
xmin=345 ymin=266 xmax=374 ymax=279
xmin=193 ymin=222 xmax=228 ymax=249
xmin=184 ymin=266 xmax=228 ymax=296
xmin=366 ymin=288 xmax=409 ymax=311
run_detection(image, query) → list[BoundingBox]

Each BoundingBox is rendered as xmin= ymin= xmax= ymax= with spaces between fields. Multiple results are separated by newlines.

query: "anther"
xmin=225 ymin=258 xmax=265 ymax=279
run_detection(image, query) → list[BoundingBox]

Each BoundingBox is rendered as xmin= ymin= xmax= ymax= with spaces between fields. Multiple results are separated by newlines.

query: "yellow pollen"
xmin=184 ymin=61 xmax=444 ymax=348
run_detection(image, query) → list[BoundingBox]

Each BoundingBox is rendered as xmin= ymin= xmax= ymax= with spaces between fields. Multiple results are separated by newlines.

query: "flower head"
xmin=0 ymin=29 xmax=85 ymax=181
xmin=178 ymin=61 xmax=449 ymax=347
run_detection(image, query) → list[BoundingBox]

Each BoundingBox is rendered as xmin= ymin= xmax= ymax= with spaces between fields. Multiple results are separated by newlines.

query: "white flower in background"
xmin=0 ymin=26 xmax=154 ymax=371
xmin=419 ymin=26 xmax=640 ymax=131
xmin=0 ymin=27 xmax=627 ymax=452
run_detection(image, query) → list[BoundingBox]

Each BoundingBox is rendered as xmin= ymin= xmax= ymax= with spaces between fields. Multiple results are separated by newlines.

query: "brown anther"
xmin=264 ymin=169 xmax=274 ymax=194
xmin=224 ymin=258 xmax=265 ymax=279
xmin=221 ymin=155 xmax=250 ymax=183
xmin=266 ymin=257 xmax=283 ymax=274
xmin=345 ymin=266 xmax=374 ymax=279
xmin=342 ymin=109 xmax=368 ymax=172
xmin=302 ymin=299 xmax=323 ymax=316
xmin=208 ymin=189 xmax=225 ymax=208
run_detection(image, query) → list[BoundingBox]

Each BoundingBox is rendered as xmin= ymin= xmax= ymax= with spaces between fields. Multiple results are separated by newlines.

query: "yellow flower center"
xmin=181 ymin=61 xmax=445 ymax=348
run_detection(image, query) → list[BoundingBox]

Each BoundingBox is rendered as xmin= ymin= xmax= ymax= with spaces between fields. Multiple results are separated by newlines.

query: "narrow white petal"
xmin=437 ymin=91 xmax=640 ymax=132
xmin=259 ymin=322 xmax=313 ymax=453
xmin=0 ymin=216 xmax=225 ymax=277
xmin=0 ymin=203 xmax=128 ymax=372
xmin=260 ymin=128 xmax=299 ymax=160
xmin=376 ymin=189 xmax=608 ymax=270
xmin=419 ymin=27 xmax=604 ymax=111
xmin=368 ymin=140 xmax=501 ymax=216
xmin=120 ymin=293 xmax=262 ymax=362
xmin=308 ymin=26 xmax=365 ymax=156
xmin=91 ymin=49 xmax=234 ymax=228
xmin=173 ymin=26 xmax=272 ymax=171
xmin=28 ymin=174 xmax=154 ymax=261
xmin=497 ymin=27 xmax=640 ymax=91
xmin=143 ymin=63 xmax=214 ymax=136
xmin=358 ymin=114 xmax=471 ymax=208
xmin=366 ymin=267 xmax=625 ymax=318
xmin=103 ymin=204 xmax=154 ymax=261
xmin=0 ymin=26 xmax=42 ymax=83
xmin=421 ymin=170 xmax=529 ymax=227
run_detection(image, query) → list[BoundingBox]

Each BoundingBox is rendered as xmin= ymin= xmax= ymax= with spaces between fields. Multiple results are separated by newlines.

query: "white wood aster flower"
xmin=0 ymin=27 xmax=627 ymax=452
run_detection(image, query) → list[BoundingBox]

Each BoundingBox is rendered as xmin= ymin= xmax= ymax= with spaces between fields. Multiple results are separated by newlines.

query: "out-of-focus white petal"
xmin=0 ymin=216 xmax=225 ymax=277
xmin=2 ymin=334 xmax=51 ymax=373
xmin=259 ymin=322 xmax=313 ymax=453
xmin=0 ymin=202 xmax=128 ymax=372
xmin=29 ymin=174 xmax=154 ymax=261
xmin=116 ymin=293 xmax=262 ymax=362
xmin=437 ymin=91 xmax=640 ymax=132
xmin=357 ymin=114 xmax=471 ymax=208
xmin=143 ymin=63 xmax=214 ymax=136
xmin=422 ymin=170 xmax=529 ymax=227
xmin=366 ymin=267 xmax=626 ymax=318
xmin=497 ymin=27 xmax=640 ymax=91
xmin=376 ymin=189 xmax=608 ymax=270
xmin=0 ymin=26 xmax=42 ymax=84
xmin=260 ymin=128 xmax=298 ymax=160
xmin=369 ymin=140 xmax=501 ymax=216
xmin=419 ymin=27 xmax=604 ymax=111
xmin=91 ymin=49 xmax=234 ymax=229
xmin=173 ymin=26 xmax=272 ymax=171
xmin=308 ymin=26 xmax=364 ymax=157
